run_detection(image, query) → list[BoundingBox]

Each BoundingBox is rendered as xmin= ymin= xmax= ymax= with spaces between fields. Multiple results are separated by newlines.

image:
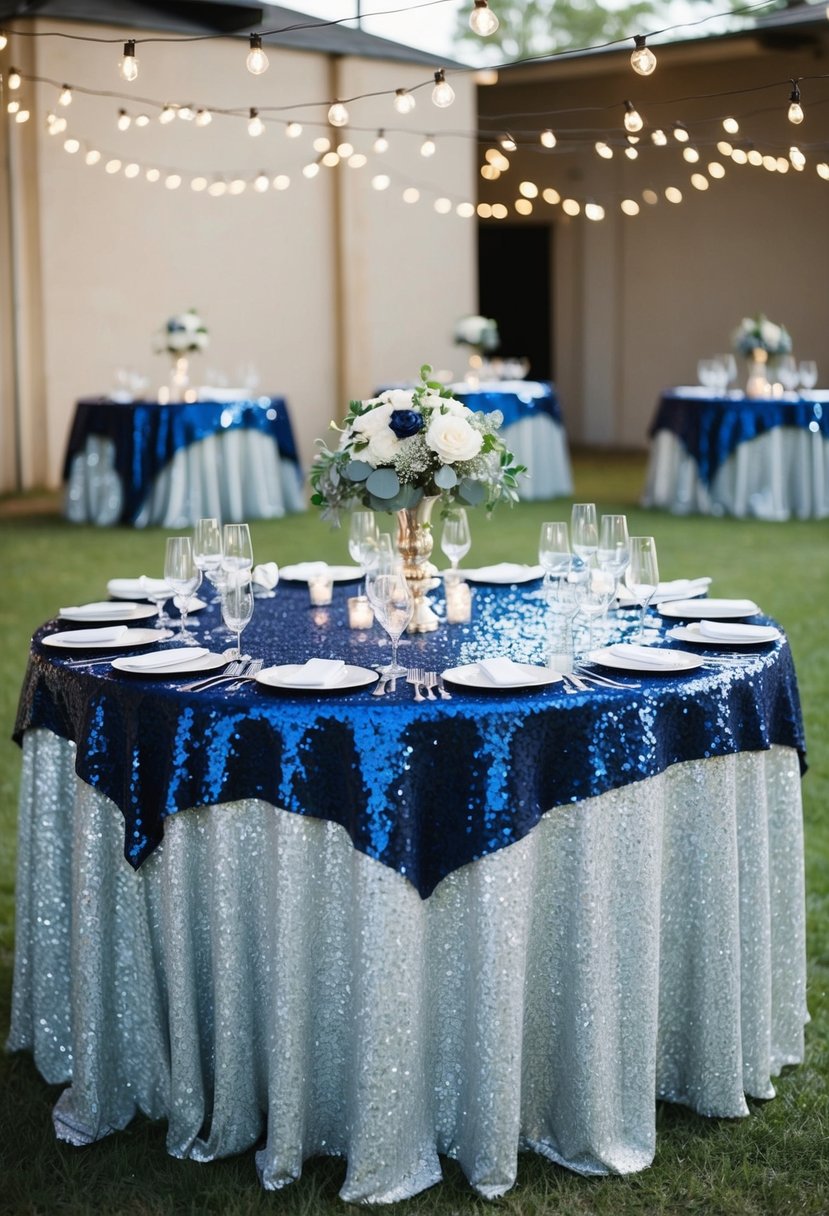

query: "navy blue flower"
xmin=389 ymin=409 xmax=424 ymax=439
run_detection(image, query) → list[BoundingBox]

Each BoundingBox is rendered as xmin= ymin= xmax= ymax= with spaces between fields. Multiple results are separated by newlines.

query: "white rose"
xmin=425 ymin=413 xmax=483 ymax=464
xmin=352 ymin=401 xmax=393 ymax=438
xmin=380 ymin=388 xmax=416 ymax=411
xmin=365 ymin=427 xmax=402 ymax=467
xmin=761 ymin=320 xmax=780 ymax=348
xmin=437 ymin=396 xmax=471 ymax=418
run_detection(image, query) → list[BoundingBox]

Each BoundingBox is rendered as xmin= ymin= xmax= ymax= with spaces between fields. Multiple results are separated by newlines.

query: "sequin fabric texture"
xmin=14 ymin=581 xmax=805 ymax=896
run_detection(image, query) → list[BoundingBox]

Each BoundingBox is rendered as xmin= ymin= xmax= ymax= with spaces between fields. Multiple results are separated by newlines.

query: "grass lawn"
xmin=1 ymin=451 xmax=827 ymax=1215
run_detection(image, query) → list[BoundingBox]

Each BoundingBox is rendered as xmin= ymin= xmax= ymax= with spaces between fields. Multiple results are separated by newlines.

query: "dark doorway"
xmin=478 ymin=224 xmax=552 ymax=381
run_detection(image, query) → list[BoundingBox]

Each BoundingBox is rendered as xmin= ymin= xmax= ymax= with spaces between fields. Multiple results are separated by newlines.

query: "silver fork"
xmin=435 ymin=674 xmax=452 ymax=700
xmin=560 ymin=672 xmax=591 ymax=693
xmin=423 ymin=671 xmax=438 ymax=701
xmin=224 ymin=659 xmax=264 ymax=690
xmin=406 ymin=669 xmax=425 ymax=702
xmin=179 ymin=660 xmax=245 ymax=692
xmin=574 ymin=666 xmax=641 ymax=689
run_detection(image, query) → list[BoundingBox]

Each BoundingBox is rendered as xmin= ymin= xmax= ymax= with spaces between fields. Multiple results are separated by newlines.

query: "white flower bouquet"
xmin=453 ymin=314 xmax=499 ymax=352
xmin=733 ymin=315 xmax=792 ymax=358
xmin=155 ymin=309 xmax=209 ymax=356
xmin=310 ymin=365 xmax=525 ymax=523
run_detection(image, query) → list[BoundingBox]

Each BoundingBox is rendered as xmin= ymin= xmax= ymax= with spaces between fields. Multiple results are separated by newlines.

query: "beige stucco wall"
xmin=478 ymin=36 xmax=829 ymax=448
xmin=0 ymin=21 xmax=476 ymax=492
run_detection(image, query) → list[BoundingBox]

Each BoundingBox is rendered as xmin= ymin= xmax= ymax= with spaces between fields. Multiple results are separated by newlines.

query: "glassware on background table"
xmin=798 ymin=360 xmax=818 ymax=391
xmin=194 ymin=517 xmax=224 ymax=603
xmin=440 ymin=507 xmax=471 ymax=573
xmin=775 ymin=355 xmax=799 ymax=393
xmin=223 ymin=523 xmax=253 ymax=573
xmin=366 ymin=565 xmax=413 ymax=678
xmin=570 ymin=503 xmax=598 ymax=566
xmin=139 ymin=575 xmax=173 ymax=628
xmin=716 ymin=353 xmax=738 ymax=392
xmin=221 ymin=573 xmax=254 ymax=660
xmin=164 ymin=536 xmax=203 ymax=645
xmin=625 ymin=536 xmax=660 ymax=642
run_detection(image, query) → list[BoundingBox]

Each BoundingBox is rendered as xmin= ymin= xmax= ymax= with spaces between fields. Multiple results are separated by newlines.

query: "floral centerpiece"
xmin=310 ymin=365 xmax=525 ymax=631
xmin=453 ymin=314 xmax=499 ymax=353
xmin=154 ymin=309 xmax=208 ymax=401
xmin=732 ymin=315 xmax=792 ymax=359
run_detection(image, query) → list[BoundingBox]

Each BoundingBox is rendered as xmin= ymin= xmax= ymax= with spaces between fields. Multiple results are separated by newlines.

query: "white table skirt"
xmin=642 ymin=428 xmax=829 ymax=520
xmin=9 ymin=731 xmax=807 ymax=1203
xmin=64 ymin=431 xmax=305 ymax=528
xmin=502 ymin=415 xmax=573 ymax=501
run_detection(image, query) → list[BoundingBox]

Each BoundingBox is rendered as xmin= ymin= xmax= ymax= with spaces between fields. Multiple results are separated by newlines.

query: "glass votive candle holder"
xmin=308 ymin=570 xmax=333 ymax=606
xmin=445 ymin=577 xmax=472 ymax=624
xmin=347 ymin=595 xmax=374 ymax=629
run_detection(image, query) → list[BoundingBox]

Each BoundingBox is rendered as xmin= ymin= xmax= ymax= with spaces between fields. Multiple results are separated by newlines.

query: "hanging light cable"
xmin=630 ymin=35 xmax=656 ymax=76
xmin=469 ymin=1 xmax=499 ymax=36
xmin=119 ymin=40 xmax=138 ymax=82
xmin=246 ymin=33 xmax=269 ymax=75
xmin=788 ymin=81 xmax=804 ymax=124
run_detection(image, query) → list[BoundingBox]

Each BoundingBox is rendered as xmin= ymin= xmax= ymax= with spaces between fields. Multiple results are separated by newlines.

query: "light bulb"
xmin=630 ymin=35 xmax=656 ymax=76
xmin=672 ymin=121 xmax=689 ymax=142
xmin=50 ymin=116 xmax=67 ymax=134
xmin=248 ymin=107 xmax=264 ymax=137
xmin=85 ymin=149 xmax=100 ymax=164
xmin=328 ymin=101 xmax=349 ymax=127
xmin=303 ymin=162 xmax=320 ymax=179
xmin=177 ymin=105 xmax=195 ymax=122
xmin=254 ymin=172 xmax=269 ymax=192
xmin=0 ymin=34 xmax=7 ymax=51
xmin=420 ymin=136 xmax=436 ymax=158
xmin=403 ymin=187 xmax=420 ymax=204
xmin=8 ymin=68 xmax=21 ymax=90
xmin=313 ymin=136 xmax=330 ymax=153
xmin=371 ymin=174 xmax=390 ymax=191
xmin=119 ymin=40 xmax=138 ymax=82
xmin=285 ymin=121 xmax=302 ymax=138
xmin=337 ymin=141 xmax=353 ymax=158
xmin=58 ymin=85 xmax=72 ymax=106
xmin=14 ymin=109 xmax=29 ymax=123
xmin=625 ymin=146 xmax=638 ymax=160
xmin=499 ymin=132 xmax=517 ymax=151
xmin=722 ymin=116 xmax=739 ymax=134
xmin=146 ymin=168 xmax=161 ymax=182
xmin=623 ymin=101 xmax=643 ymax=134
xmin=595 ymin=141 xmax=613 ymax=159
xmin=191 ymin=177 xmax=207 ymax=192
xmin=322 ymin=151 xmax=340 ymax=167
xmin=432 ymin=69 xmax=455 ymax=108
xmin=469 ymin=1 xmax=499 ymax=36
xmin=374 ymin=130 xmax=389 ymax=153
xmin=651 ymin=128 xmax=667 ymax=146
xmin=159 ymin=106 xmax=175 ymax=124
xmin=195 ymin=109 xmax=212 ymax=127
xmin=788 ymin=83 xmax=803 ymax=124
xmin=246 ymin=33 xmax=269 ymax=75
xmin=348 ymin=153 xmax=367 ymax=168
xmin=540 ymin=129 xmax=556 ymax=148
xmin=393 ymin=88 xmax=416 ymax=115
xmin=682 ymin=146 xmax=699 ymax=163
xmin=135 ymin=114 xmax=150 ymax=127
xmin=273 ymin=174 xmax=290 ymax=190
xmin=64 ymin=138 xmax=80 ymax=153
xmin=7 ymin=99 xmax=18 ymax=114
xmin=124 ymin=163 xmax=139 ymax=177
xmin=117 ymin=109 xmax=131 ymax=131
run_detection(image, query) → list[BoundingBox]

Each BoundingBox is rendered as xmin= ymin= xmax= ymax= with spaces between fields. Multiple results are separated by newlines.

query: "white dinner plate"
xmin=616 ymin=578 xmax=711 ymax=607
xmin=43 ymin=628 xmax=174 ymax=651
xmin=667 ymin=623 xmax=780 ymax=647
xmin=60 ymin=603 xmax=159 ymax=624
xmin=111 ymin=651 xmax=227 ymax=676
xmin=456 ymin=564 xmax=545 ymax=585
xmin=441 ymin=662 xmax=562 ymax=690
xmin=588 ymin=646 xmax=704 ymax=674
xmin=255 ymin=663 xmax=378 ymax=692
xmin=658 ymin=598 xmax=761 ymax=620
xmin=279 ymin=564 xmax=362 ymax=583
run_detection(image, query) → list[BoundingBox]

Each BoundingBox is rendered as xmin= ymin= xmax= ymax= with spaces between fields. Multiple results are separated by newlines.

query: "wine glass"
xmin=625 ymin=536 xmax=660 ymax=643
xmin=598 ymin=513 xmax=630 ymax=617
xmin=221 ymin=573 xmax=254 ymax=660
xmin=366 ymin=565 xmax=413 ymax=678
xmin=798 ymin=360 xmax=818 ymax=391
xmin=570 ymin=503 xmax=598 ymax=566
xmin=193 ymin=517 xmax=223 ymax=603
xmin=776 ymin=355 xmax=799 ymax=393
xmin=164 ymin=536 xmax=203 ymax=645
xmin=574 ymin=568 xmax=616 ymax=655
xmin=223 ymin=523 xmax=253 ymax=573
xmin=139 ymin=576 xmax=173 ymax=629
xmin=348 ymin=510 xmax=379 ymax=593
xmin=717 ymin=353 xmax=738 ymax=392
xmin=538 ymin=521 xmax=571 ymax=587
xmin=440 ymin=507 xmax=471 ymax=574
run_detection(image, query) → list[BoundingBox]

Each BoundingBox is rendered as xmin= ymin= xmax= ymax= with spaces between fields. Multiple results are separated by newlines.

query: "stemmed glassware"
xmin=440 ymin=507 xmax=471 ymax=573
xmin=574 ymin=568 xmax=616 ymax=655
xmin=140 ymin=576 xmax=173 ymax=629
xmin=193 ymin=517 xmax=224 ymax=604
xmin=799 ymin=361 xmax=818 ymax=391
xmin=570 ymin=503 xmax=598 ymax=566
xmin=164 ymin=537 xmax=203 ymax=645
xmin=625 ymin=536 xmax=660 ymax=642
xmin=222 ymin=523 xmax=253 ymax=573
xmin=348 ymin=510 xmax=380 ymax=593
xmin=366 ymin=564 xmax=413 ymax=678
xmin=776 ymin=355 xmax=799 ymax=393
xmin=597 ymin=513 xmax=630 ymax=619
xmin=221 ymin=573 xmax=254 ymax=660
xmin=538 ymin=521 xmax=571 ymax=583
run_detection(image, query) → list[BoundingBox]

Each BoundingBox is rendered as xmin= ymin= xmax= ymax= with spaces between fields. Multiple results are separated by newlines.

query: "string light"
xmin=303 ymin=161 xmax=320 ymax=179
xmin=672 ymin=121 xmax=689 ymax=142
xmin=651 ymin=128 xmax=667 ymax=146
xmin=58 ymin=85 xmax=72 ymax=106
xmin=328 ymin=101 xmax=349 ymax=126
xmin=623 ymin=101 xmax=643 ymax=134
xmin=7 ymin=99 xmax=19 ymax=114
xmin=373 ymin=130 xmax=389 ymax=153
xmin=542 ymin=188 xmax=560 ymax=204
xmin=15 ymin=109 xmax=30 ymax=123
xmin=393 ymin=88 xmax=416 ymax=114
xmin=788 ymin=82 xmax=803 ymax=124
xmin=432 ymin=69 xmax=455 ymax=108
xmin=64 ymin=138 xmax=80 ymax=153
xmin=8 ymin=68 xmax=21 ymax=90
xmin=195 ymin=109 xmax=212 ymax=127
xmin=682 ymin=146 xmax=700 ymax=163
xmin=85 ymin=149 xmax=100 ymax=164
xmin=540 ymin=129 xmax=556 ymax=148
xmin=817 ymin=163 xmax=829 ymax=180
xmin=499 ymin=133 xmax=517 ymax=151
xmin=273 ymin=174 xmax=290 ymax=189
xmin=621 ymin=199 xmax=640 ymax=215
xmin=117 ymin=109 xmax=131 ymax=131
xmin=246 ymin=33 xmax=269 ymax=76
xmin=254 ymin=171 xmax=269 ymax=192
xmin=348 ymin=152 xmax=367 ymax=168
xmin=135 ymin=113 xmax=150 ymax=127
xmin=515 ymin=198 xmax=533 ymax=215
xmin=48 ymin=114 xmax=67 ymax=134
xmin=722 ymin=116 xmax=739 ymax=134
xmin=519 ymin=180 xmax=538 ymax=198
xmin=190 ymin=176 xmax=207 ymax=191
xmin=124 ymin=163 xmax=139 ymax=177
xmin=0 ymin=33 xmax=6 ymax=51
xmin=595 ymin=141 xmax=613 ymax=159
xmin=322 ymin=151 xmax=340 ymax=166
xmin=285 ymin=121 xmax=302 ymax=137
xmin=457 ymin=202 xmax=475 ymax=217
xmin=789 ymin=145 xmax=806 ymax=170
xmin=665 ymin=186 xmax=682 ymax=203
xmin=337 ymin=141 xmax=353 ymax=157
xmin=371 ymin=174 xmax=391 ymax=190
xmin=119 ymin=40 xmax=138 ymax=82
xmin=585 ymin=202 xmax=605 ymax=221
xmin=469 ymin=1 xmax=499 ymax=36
xmin=562 ymin=199 xmax=580 ymax=216
xmin=159 ymin=105 xmax=176 ymax=124
xmin=747 ymin=149 xmax=762 ymax=166
xmin=625 ymin=146 xmax=638 ymax=160
xmin=717 ymin=140 xmax=733 ymax=155
xmin=146 ymin=168 xmax=161 ymax=182
xmin=177 ymin=105 xmax=195 ymax=122
xmin=420 ymin=135 xmax=436 ymax=157
xmin=247 ymin=107 xmax=264 ymax=136
xmin=313 ymin=135 xmax=330 ymax=152
xmin=630 ymin=35 xmax=656 ymax=76
xmin=690 ymin=173 xmax=709 ymax=190
xmin=403 ymin=187 xmax=420 ymax=203
xmin=434 ymin=196 xmax=452 ymax=213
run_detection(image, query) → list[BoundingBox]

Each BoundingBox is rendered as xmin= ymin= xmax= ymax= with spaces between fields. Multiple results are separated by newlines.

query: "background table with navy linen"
xmin=63 ymin=395 xmax=305 ymax=527
xmin=642 ymin=388 xmax=829 ymax=519
xmin=9 ymin=582 xmax=808 ymax=1201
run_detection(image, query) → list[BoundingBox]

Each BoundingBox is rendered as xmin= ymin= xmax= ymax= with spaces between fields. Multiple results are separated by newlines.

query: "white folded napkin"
xmin=290 ymin=658 xmax=346 ymax=687
xmin=281 ymin=561 xmax=330 ymax=580
xmin=121 ymin=647 xmax=208 ymax=670
xmin=477 ymin=657 xmax=529 ymax=686
xmin=252 ymin=562 xmax=279 ymax=590
xmin=60 ymin=601 xmax=138 ymax=618
xmin=61 ymin=625 xmax=129 ymax=644
xmin=695 ymin=598 xmax=760 ymax=615
xmin=137 ymin=576 xmax=172 ymax=596
xmin=698 ymin=620 xmax=776 ymax=643
xmin=466 ymin=563 xmax=543 ymax=583
xmin=610 ymin=644 xmax=683 ymax=668
xmin=652 ymin=577 xmax=712 ymax=602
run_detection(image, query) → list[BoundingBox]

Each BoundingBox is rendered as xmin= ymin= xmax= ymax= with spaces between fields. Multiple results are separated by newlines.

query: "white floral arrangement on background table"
xmin=309 ymin=365 xmax=525 ymax=523
xmin=155 ymin=309 xmax=209 ymax=356
xmin=453 ymin=314 xmax=500 ymax=352
xmin=732 ymin=314 xmax=792 ymax=358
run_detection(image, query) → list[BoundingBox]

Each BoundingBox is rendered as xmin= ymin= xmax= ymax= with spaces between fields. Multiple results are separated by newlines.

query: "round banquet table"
xmin=9 ymin=580 xmax=808 ymax=1202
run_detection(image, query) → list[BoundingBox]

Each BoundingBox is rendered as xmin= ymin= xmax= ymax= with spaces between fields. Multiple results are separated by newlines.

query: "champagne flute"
xmin=221 ymin=573 xmax=254 ymax=660
xmin=223 ymin=523 xmax=253 ymax=573
xmin=348 ymin=510 xmax=379 ymax=594
xmin=538 ymin=521 xmax=571 ymax=581
xmin=598 ymin=513 xmax=630 ymax=621
xmin=440 ymin=507 xmax=471 ymax=574
xmin=570 ymin=503 xmax=598 ymax=566
xmin=366 ymin=565 xmax=413 ymax=678
xmin=625 ymin=536 xmax=660 ymax=643
xmin=798 ymin=360 xmax=818 ymax=391
xmin=164 ymin=536 xmax=203 ymax=645
xmin=193 ymin=517 xmax=223 ymax=604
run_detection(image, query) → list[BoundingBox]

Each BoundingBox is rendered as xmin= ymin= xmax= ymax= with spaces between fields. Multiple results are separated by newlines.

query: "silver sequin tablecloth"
xmin=9 ymin=729 xmax=807 ymax=1203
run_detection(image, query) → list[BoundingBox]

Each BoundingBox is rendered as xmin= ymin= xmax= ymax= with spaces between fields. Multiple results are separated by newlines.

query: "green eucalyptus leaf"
xmin=365 ymin=468 xmax=400 ymax=498
xmin=457 ymin=479 xmax=486 ymax=506
xmin=434 ymin=465 xmax=458 ymax=489
xmin=344 ymin=460 xmax=373 ymax=482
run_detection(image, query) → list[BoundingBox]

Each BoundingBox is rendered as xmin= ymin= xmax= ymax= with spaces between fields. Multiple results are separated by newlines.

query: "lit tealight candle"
xmin=308 ymin=570 xmax=333 ymax=606
xmin=445 ymin=578 xmax=472 ymax=624
xmin=347 ymin=595 xmax=374 ymax=629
